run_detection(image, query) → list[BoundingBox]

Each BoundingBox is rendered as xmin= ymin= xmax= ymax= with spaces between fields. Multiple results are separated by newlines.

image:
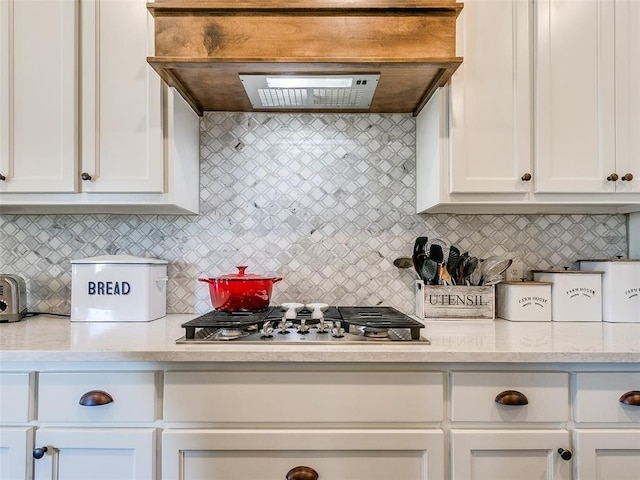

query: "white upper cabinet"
xmin=80 ymin=0 xmax=163 ymax=193
xmin=615 ymin=0 xmax=640 ymax=194
xmin=0 ymin=0 xmax=199 ymax=214
xmin=534 ymin=0 xmax=616 ymax=194
xmin=0 ymin=0 xmax=77 ymax=193
xmin=417 ymin=0 xmax=640 ymax=214
xmin=449 ymin=0 xmax=532 ymax=195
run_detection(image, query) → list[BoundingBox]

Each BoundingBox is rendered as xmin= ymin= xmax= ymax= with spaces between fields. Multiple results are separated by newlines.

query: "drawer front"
xmin=162 ymin=429 xmax=444 ymax=480
xmin=450 ymin=371 xmax=569 ymax=422
xmin=164 ymin=371 xmax=444 ymax=424
xmin=575 ymin=372 xmax=640 ymax=423
xmin=0 ymin=372 xmax=34 ymax=423
xmin=38 ymin=372 xmax=157 ymax=423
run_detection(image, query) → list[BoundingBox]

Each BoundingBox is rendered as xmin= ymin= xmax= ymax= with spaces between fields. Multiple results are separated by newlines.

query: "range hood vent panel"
xmin=241 ymin=74 xmax=380 ymax=109
xmin=147 ymin=1 xmax=463 ymax=116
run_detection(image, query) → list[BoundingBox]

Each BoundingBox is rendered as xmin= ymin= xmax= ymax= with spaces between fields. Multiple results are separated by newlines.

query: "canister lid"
xmin=577 ymin=258 xmax=640 ymax=263
xmin=532 ymin=269 xmax=603 ymax=274
xmin=70 ymin=255 xmax=168 ymax=265
xmin=499 ymin=281 xmax=553 ymax=285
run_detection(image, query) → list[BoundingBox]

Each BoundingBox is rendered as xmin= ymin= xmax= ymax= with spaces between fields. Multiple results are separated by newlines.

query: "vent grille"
xmin=241 ymin=74 xmax=379 ymax=109
xmin=0 ymin=285 xmax=3 ymax=295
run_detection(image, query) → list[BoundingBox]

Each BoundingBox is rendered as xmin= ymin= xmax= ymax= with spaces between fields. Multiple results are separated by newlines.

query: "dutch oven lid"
xmin=70 ymin=255 xmax=167 ymax=265
xmin=212 ymin=266 xmax=280 ymax=281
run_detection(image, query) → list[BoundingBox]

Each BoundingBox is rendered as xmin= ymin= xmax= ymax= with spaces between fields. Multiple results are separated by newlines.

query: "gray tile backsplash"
xmin=0 ymin=112 xmax=627 ymax=315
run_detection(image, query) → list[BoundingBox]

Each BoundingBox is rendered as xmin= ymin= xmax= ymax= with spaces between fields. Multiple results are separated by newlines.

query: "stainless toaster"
xmin=0 ymin=274 xmax=27 ymax=322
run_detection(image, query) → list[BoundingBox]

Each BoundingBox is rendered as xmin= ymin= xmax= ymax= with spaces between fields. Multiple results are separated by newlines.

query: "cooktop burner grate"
xmin=177 ymin=306 xmax=428 ymax=344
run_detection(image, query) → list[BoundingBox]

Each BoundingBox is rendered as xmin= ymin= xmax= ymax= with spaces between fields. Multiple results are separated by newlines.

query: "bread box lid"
xmin=71 ymin=255 xmax=168 ymax=265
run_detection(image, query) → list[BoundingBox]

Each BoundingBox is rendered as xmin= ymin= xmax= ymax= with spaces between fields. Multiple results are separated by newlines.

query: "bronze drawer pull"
xmin=521 ymin=173 xmax=532 ymax=181
xmin=607 ymin=173 xmax=619 ymax=181
xmin=621 ymin=173 xmax=634 ymax=181
xmin=0 ymin=173 xmax=6 ymax=181
xmin=495 ymin=390 xmax=528 ymax=405
xmin=79 ymin=390 xmax=114 ymax=406
xmin=286 ymin=466 xmax=319 ymax=480
xmin=81 ymin=172 xmax=93 ymax=181
xmin=619 ymin=390 xmax=640 ymax=406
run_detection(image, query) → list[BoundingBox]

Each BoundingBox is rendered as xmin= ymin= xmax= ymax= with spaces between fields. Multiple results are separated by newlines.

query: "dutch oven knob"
xmin=33 ymin=446 xmax=48 ymax=459
xmin=286 ymin=466 xmax=319 ymax=480
xmin=558 ymin=448 xmax=572 ymax=461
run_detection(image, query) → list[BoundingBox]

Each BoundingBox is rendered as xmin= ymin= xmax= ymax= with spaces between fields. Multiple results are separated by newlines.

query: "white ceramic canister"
xmin=496 ymin=281 xmax=552 ymax=321
xmin=532 ymin=269 xmax=603 ymax=322
xmin=71 ymin=255 xmax=168 ymax=322
xmin=578 ymin=258 xmax=640 ymax=322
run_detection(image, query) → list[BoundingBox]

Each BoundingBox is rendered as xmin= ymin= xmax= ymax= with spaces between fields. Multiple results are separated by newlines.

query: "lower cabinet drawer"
xmin=575 ymin=372 xmax=640 ymax=423
xmin=164 ymin=370 xmax=444 ymax=424
xmin=162 ymin=429 xmax=444 ymax=480
xmin=450 ymin=371 xmax=570 ymax=422
xmin=0 ymin=372 xmax=34 ymax=423
xmin=38 ymin=371 xmax=158 ymax=423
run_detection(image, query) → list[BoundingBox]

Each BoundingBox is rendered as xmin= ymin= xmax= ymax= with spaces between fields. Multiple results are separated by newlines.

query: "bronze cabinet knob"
xmin=81 ymin=172 xmax=92 ymax=181
xmin=607 ymin=173 xmax=619 ymax=181
xmin=0 ymin=173 xmax=6 ymax=181
xmin=33 ymin=447 xmax=48 ymax=459
xmin=79 ymin=390 xmax=114 ymax=406
xmin=557 ymin=448 xmax=572 ymax=461
xmin=521 ymin=173 xmax=532 ymax=181
xmin=286 ymin=466 xmax=319 ymax=480
xmin=495 ymin=390 xmax=529 ymax=405
xmin=619 ymin=390 xmax=640 ymax=406
xmin=621 ymin=173 xmax=634 ymax=181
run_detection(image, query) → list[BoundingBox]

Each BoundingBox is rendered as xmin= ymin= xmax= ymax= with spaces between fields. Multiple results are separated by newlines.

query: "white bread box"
xmin=578 ymin=258 xmax=640 ymax=322
xmin=532 ymin=269 xmax=603 ymax=322
xmin=71 ymin=255 xmax=168 ymax=322
xmin=496 ymin=281 xmax=552 ymax=321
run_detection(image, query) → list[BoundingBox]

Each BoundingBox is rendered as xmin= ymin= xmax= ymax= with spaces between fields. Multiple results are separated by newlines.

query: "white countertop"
xmin=2 ymin=314 xmax=640 ymax=363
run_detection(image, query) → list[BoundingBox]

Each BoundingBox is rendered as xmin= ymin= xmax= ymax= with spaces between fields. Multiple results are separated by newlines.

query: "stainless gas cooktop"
xmin=176 ymin=306 xmax=429 ymax=344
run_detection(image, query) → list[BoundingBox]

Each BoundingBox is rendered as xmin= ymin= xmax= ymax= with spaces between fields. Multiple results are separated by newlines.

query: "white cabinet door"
xmin=0 ymin=427 xmax=34 ymax=480
xmin=33 ymin=428 xmax=156 ymax=480
xmin=80 ymin=0 xmax=163 ymax=193
xmin=0 ymin=0 xmax=77 ymax=193
xmin=449 ymin=0 xmax=532 ymax=194
xmin=451 ymin=429 xmax=572 ymax=480
xmin=534 ymin=0 xmax=616 ymax=194
xmin=162 ymin=429 xmax=444 ymax=480
xmin=574 ymin=429 xmax=640 ymax=480
xmin=615 ymin=0 xmax=640 ymax=193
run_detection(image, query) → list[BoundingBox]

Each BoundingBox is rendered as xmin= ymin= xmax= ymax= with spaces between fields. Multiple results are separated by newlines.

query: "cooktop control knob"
xmin=297 ymin=318 xmax=310 ymax=334
xmin=260 ymin=321 xmax=274 ymax=338
xmin=332 ymin=320 xmax=345 ymax=338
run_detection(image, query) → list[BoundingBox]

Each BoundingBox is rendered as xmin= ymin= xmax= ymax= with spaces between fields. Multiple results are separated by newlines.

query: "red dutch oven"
xmin=198 ymin=266 xmax=282 ymax=312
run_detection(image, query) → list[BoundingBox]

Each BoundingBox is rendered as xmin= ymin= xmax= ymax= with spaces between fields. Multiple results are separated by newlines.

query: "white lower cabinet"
xmin=0 ymin=427 xmax=34 ymax=480
xmin=162 ymin=429 xmax=444 ymax=480
xmin=162 ymin=369 xmax=445 ymax=479
xmin=573 ymin=372 xmax=640 ymax=480
xmin=450 ymin=371 xmax=572 ymax=479
xmin=573 ymin=429 xmax=640 ymax=480
xmin=451 ymin=429 xmax=572 ymax=480
xmin=33 ymin=427 xmax=156 ymax=480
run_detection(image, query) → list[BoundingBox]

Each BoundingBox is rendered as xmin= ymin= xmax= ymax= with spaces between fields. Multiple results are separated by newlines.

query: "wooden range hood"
xmin=147 ymin=0 xmax=463 ymax=116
